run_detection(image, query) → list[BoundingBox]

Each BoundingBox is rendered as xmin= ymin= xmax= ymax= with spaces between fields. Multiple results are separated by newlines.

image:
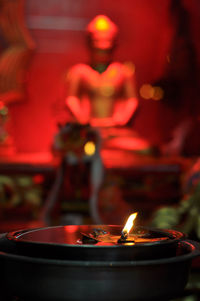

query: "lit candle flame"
xmin=121 ymin=212 xmax=138 ymax=239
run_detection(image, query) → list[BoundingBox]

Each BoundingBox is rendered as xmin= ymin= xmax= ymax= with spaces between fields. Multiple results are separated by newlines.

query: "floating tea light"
xmin=78 ymin=212 xmax=171 ymax=246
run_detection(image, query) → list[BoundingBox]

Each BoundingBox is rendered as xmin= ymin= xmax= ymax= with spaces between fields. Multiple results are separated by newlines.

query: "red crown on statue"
xmin=87 ymin=15 xmax=118 ymax=49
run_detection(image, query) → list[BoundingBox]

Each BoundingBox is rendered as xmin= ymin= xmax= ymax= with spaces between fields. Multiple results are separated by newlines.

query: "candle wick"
xmin=118 ymin=230 xmax=135 ymax=244
xmin=121 ymin=230 xmax=128 ymax=240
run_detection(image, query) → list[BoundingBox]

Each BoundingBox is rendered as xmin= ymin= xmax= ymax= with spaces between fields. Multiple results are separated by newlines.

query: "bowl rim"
xmin=0 ymin=239 xmax=199 ymax=267
xmin=6 ymin=225 xmax=185 ymax=249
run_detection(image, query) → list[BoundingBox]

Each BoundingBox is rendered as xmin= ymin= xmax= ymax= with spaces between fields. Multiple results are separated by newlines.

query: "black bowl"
xmin=0 ymin=238 xmax=199 ymax=301
xmin=4 ymin=225 xmax=185 ymax=261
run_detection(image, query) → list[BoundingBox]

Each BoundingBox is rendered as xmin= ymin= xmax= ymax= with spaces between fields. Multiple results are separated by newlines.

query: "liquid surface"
xmin=7 ymin=225 xmax=184 ymax=246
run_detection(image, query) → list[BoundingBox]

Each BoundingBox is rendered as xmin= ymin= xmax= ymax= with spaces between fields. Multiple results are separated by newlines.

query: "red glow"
xmin=65 ymin=95 xmax=90 ymax=124
xmin=63 ymin=225 xmax=79 ymax=244
xmin=66 ymin=63 xmax=138 ymax=127
xmin=33 ymin=174 xmax=44 ymax=184
xmin=87 ymin=15 xmax=118 ymax=49
xmin=104 ymin=136 xmax=150 ymax=151
xmin=8 ymin=1 xmax=192 ymax=152
xmin=64 ymin=225 xmax=79 ymax=233
xmin=87 ymin=15 xmax=117 ymax=36
xmin=0 ymin=101 xmax=5 ymax=110
xmin=113 ymin=97 xmax=138 ymax=126
xmin=94 ymin=16 xmax=110 ymax=31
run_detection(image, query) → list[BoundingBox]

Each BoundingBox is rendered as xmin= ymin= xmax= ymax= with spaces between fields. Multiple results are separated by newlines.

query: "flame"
xmin=122 ymin=212 xmax=138 ymax=237
xmin=84 ymin=141 xmax=96 ymax=156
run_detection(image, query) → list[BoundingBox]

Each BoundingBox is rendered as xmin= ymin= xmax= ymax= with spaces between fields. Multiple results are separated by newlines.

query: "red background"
xmin=9 ymin=0 xmax=200 ymax=153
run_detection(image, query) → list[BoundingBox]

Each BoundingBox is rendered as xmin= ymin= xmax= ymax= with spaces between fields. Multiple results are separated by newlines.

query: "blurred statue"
xmin=65 ymin=15 xmax=150 ymax=152
xmin=41 ymin=122 xmax=103 ymax=225
xmin=0 ymin=0 xmax=35 ymax=155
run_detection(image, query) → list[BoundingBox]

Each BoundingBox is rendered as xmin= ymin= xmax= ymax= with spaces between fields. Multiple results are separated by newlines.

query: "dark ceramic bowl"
xmin=4 ymin=225 xmax=185 ymax=261
xmin=0 ymin=237 xmax=199 ymax=301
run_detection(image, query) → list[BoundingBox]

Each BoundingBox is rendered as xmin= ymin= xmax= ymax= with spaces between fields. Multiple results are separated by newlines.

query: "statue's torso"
xmin=69 ymin=62 xmax=129 ymax=119
xmin=67 ymin=62 xmax=151 ymax=153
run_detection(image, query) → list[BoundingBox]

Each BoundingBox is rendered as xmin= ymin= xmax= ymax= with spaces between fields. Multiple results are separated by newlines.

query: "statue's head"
xmin=86 ymin=15 xmax=118 ymax=51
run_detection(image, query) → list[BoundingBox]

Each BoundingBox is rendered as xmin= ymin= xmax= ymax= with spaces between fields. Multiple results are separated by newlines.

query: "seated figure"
xmin=65 ymin=15 xmax=150 ymax=153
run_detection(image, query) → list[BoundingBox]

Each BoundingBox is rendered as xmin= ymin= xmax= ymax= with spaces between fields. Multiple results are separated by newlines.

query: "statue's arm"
xmin=112 ymin=66 xmax=138 ymax=126
xmin=65 ymin=66 xmax=90 ymax=124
